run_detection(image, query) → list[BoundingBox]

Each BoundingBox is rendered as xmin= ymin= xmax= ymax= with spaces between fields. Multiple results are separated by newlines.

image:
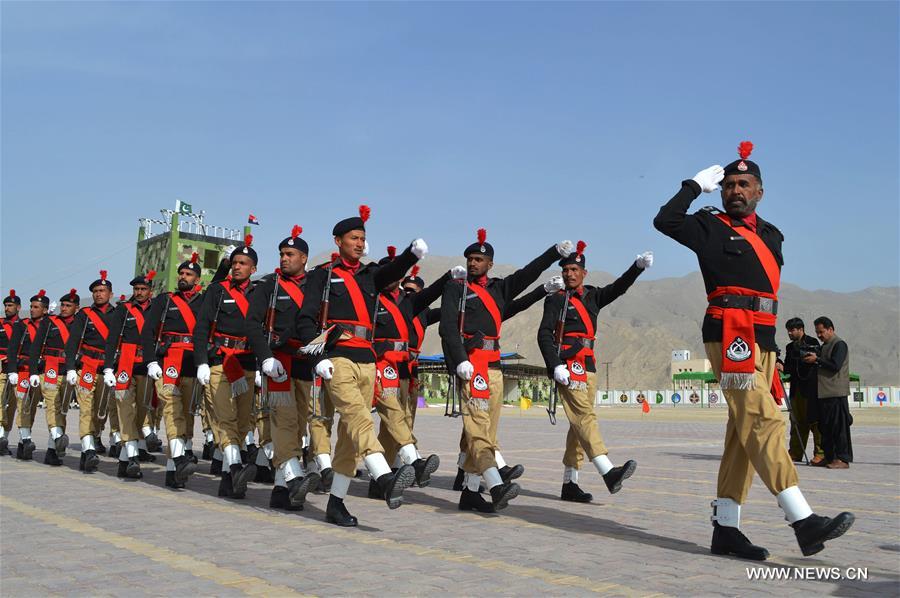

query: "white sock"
xmin=224 ymin=444 xmax=241 ymax=468
xmin=398 ymin=444 xmax=418 ymax=466
xmin=138 ymin=439 xmax=148 ymax=451
xmin=465 ymin=473 xmax=481 ymax=492
xmin=125 ymin=440 xmax=139 ymax=459
xmin=592 ymin=454 xmax=614 ymax=475
xmin=711 ymin=497 xmax=741 ymax=528
xmin=0 ymin=426 xmax=7 ymax=439
xmin=364 ymin=453 xmax=391 ymax=479
xmin=777 ymin=486 xmax=813 ymax=523
xmin=119 ymin=444 xmax=130 ymax=462
xmin=244 ymin=431 xmax=255 ymax=447
xmin=330 ymin=472 xmax=352 ymax=499
xmin=142 ymin=426 xmax=152 ymax=437
xmin=274 ymin=465 xmax=287 ymax=488
xmin=564 ymin=466 xmax=579 ymax=484
xmin=255 ymin=447 xmax=270 ymax=467
xmin=457 ymin=451 xmax=466 ymax=468
xmin=81 ymin=435 xmax=95 ymax=451
xmin=315 ymin=453 xmax=332 ymax=471
xmin=50 ymin=426 xmax=63 ymax=440
xmin=111 ymin=431 xmax=121 ymax=444
xmin=213 ymin=447 xmax=223 ymax=462
xmin=483 ymin=467 xmax=503 ymax=489
xmin=185 ymin=438 xmax=193 ymax=452
xmin=494 ymin=450 xmax=507 ymax=469
xmin=166 ymin=458 xmax=176 ymax=472
xmin=263 ymin=442 xmax=274 ymax=460
xmin=205 ymin=429 xmax=214 ymax=443
xmin=19 ymin=427 xmax=31 ymax=440
xmin=170 ymin=437 xmax=185 ymax=459
xmin=283 ymin=457 xmax=304 ymax=482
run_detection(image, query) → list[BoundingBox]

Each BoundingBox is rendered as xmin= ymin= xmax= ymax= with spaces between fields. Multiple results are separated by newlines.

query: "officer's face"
xmin=787 ymin=327 xmax=805 ymax=342
xmin=92 ymin=286 xmax=111 ymax=306
xmin=466 ymin=253 xmax=492 ymax=278
xmin=3 ymin=302 xmax=17 ymax=317
xmin=402 ymin=282 xmax=422 ymax=295
xmin=335 ymin=230 xmax=366 ymax=262
xmin=29 ymin=300 xmax=47 ymax=319
xmin=815 ymin=323 xmax=834 ymax=343
xmin=230 ymin=254 xmax=257 ymax=282
xmin=60 ymin=301 xmax=78 ymax=317
xmin=561 ymin=264 xmax=586 ymax=290
xmin=720 ymin=174 xmax=763 ymax=219
xmin=279 ymin=247 xmax=308 ymax=276
xmin=177 ymin=269 xmax=200 ymax=292
xmin=132 ymin=284 xmax=152 ymax=303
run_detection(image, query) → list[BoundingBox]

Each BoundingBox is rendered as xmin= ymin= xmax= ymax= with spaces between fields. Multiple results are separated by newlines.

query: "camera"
xmin=797 ymin=342 xmax=820 ymax=357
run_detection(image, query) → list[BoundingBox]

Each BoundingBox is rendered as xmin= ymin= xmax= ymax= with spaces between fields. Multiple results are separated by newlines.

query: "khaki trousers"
xmin=560 ymin=371 xmax=608 ymax=468
xmin=42 ymin=376 xmax=66 ymax=431
xmin=144 ymin=400 xmax=163 ymax=430
xmin=788 ymin=391 xmax=824 ymax=461
xmin=1 ymin=372 xmax=18 ymax=431
xmin=94 ymin=384 xmax=119 ymax=437
xmin=16 ymin=386 xmax=41 ymax=429
xmin=115 ymin=375 xmax=149 ymax=442
xmin=255 ymin=407 xmax=271 ymax=446
xmin=156 ymin=375 xmax=196 ymax=443
xmin=706 ymin=342 xmax=799 ymax=503
xmin=204 ymin=365 xmax=254 ymax=450
xmin=324 ymin=358 xmax=382 ymax=477
xmin=461 ymin=368 xmax=504 ymax=474
xmin=75 ymin=372 xmax=104 ymax=438
xmin=377 ymin=381 xmax=415 ymax=465
xmin=308 ymin=384 xmax=334 ymax=458
xmin=270 ymin=378 xmax=311 ymax=469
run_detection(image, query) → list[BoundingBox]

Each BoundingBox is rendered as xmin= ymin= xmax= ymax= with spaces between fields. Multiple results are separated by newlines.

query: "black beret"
xmin=178 ymin=252 xmax=202 ymax=276
xmin=231 ymin=234 xmax=258 ymax=266
xmin=30 ymin=290 xmax=49 ymax=306
xmin=60 ymin=288 xmax=80 ymax=304
xmin=464 ymin=228 xmax=494 ymax=259
xmin=3 ymin=289 xmax=20 ymax=305
xmin=89 ymin=270 xmax=112 ymax=292
xmin=333 ymin=205 xmax=370 ymax=237
xmin=278 ymin=225 xmax=309 ymax=254
xmin=723 ymin=141 xmax=762 ymax=181
xmin=129 ymin=270 xmax=157 ymax=287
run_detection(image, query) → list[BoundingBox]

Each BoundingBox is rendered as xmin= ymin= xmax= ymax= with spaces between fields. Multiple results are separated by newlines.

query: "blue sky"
xmin=2 ymin=1 xmax=897 ymax=301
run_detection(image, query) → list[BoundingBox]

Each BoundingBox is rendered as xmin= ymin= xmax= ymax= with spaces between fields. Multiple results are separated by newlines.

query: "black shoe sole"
xmin=711 ymin=545 xmax=770 ymax=561
xmin=384 ymin=465 xmax=416 ymax=510
xmin=561 ymin=494 xmax=594 ymax=503
xmin=415 ymin=455 xmax=440 ymax=488
xmin=175 ymin=461 xmax=198 ymax=484
xmin=232 ymin=464 xmax=257 ymax=495
xmin=606 ymin=460 xmax=637 ymax=494
xmin=492 ymin=483 xmax=520 ymax=511
xmin=500 ymin=464 xmax=524 ymax=483
xmin=288 ymin=473 xmax=321 ymax=508
xmin=800 ymin=513 xmax=856 ymax=556
xmin=325 ymin=514 xmax=358 ymax=527
xmin=55 ymin=436 xmax=69 ymax=454
xmin=125 ymin=462 xmax=143 ymax=479
xmin=84 ymin=455 xmax=100 ymax=472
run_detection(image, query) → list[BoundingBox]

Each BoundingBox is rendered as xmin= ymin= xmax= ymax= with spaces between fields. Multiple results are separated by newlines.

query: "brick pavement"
xmin=1 ymin=405 xmax=897 ymax=596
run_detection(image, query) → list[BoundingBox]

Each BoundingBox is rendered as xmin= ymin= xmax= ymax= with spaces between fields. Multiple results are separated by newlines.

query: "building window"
xmin=204 ymin=249 xmax=219 ymax=269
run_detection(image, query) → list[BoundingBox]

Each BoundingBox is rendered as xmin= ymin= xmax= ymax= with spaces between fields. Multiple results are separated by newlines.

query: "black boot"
xmin=218 ymin=472 xmax=234 ymax=497
xmin=452 ymin=467 xmax=466 ymax=491
xmin=254 ymin=464 xmax=275 ymax=484
xmin=458 ymin=488 xmax=495 ymax=513
xmin=125 ymin=457 xmax=143 ymax=479
xmin=94 ymin=437 xmax=106 ymax=455
xmin=301 ymin=446 xmax=309 ymax=468
xmin=287 ymin=473 xmax=320 ymax=508
xmin=44 ymin=448 xmax=62 ymax=466
xmin=270 ymin=486 xmax=302 ymax=511
xmin=230 ymin=463 xmax=257 ymax=498
xmin=325 ymin=495 xmax=358 ymax=527
xmin=117 ymin=460 xmax=129 ymax=478
xmin=185 ymin=449 xmax=198 ymax=465
xmin=138 ymin=448 xmax=156 ymax=462
xmin=210 ymin=457 xmax=223 ymax=476
xmin=165 ymin=471 xmax=185 ymax=490
xmin=376 ymin=464 xmax=416 ymax=510
xmin=82 ymin=449 xmax=99 ymax=473
xmin=412 ymin=454 xmax=440 ymax=488
xmin=489 ymin=482 xmax=520 ymax=511
xmin=499 ymin=464 xmax=524 ymax=483
xmin=792 ymin=512 xmax=855 ymax=556
xmin=201 ymin=441 xmax=213 ymax=461
xmin=244 ymin=444 xmax=258 ymax=466
xmin=367 ymin=478 xmax=383 ymax=499
xmin=603 ymin=459 xmax=636 ymax=494
xmin=710 ymin=522 xmax=770 ymax=560
xmin=108 ymin=443 xmax=121 ymax=460
xmin=561 ymin=482 xmax=593 ymax=503
xmin=55 ymin=434 xmax=69 ymax=455
xmin=145 ymin=431 xmax=162 ymax=452
xmin=0 ymin=437 xmax=9 ymax=455
xmin=16 ymin=440 xmax=35 ymax=461
xmin=318 ymin=467 xmax=334 ymax=493
xmin=174 ymin=455 xmax=197 ymax=484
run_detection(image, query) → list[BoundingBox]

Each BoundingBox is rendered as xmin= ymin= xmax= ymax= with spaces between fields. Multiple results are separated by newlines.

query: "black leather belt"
xmin=213 ymin=335 xmax=248 ymax=350
xmin=562 ymin=337 xmax=595 ymax=349
xmin=377 ymin=341 xmax=408 ymax=352
xmin=709 ymin=295 xmax=778 ymax=315
xmin=164 ymin=334 xmax=193 ymax=344
xmin=338 ymin=324 xmax=373 ymax=342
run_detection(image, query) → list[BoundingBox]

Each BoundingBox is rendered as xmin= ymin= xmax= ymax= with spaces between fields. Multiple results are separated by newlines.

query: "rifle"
xmin=143 ymin=293 xmax=172 ymax=410
xmin=254 ymin=271 xmax=280 ymax=418
xmin=445 ymin=280 xmax=466 ymax=418
xmin=98 ymin=303 xmax=130 ymax=419
xmin=310 ymin=257 xmax=338 ymax=422
xmin=4 ymin=323 xmax=29 ymax=413
xmin=546 ymin=290 xmax=571 ymax=425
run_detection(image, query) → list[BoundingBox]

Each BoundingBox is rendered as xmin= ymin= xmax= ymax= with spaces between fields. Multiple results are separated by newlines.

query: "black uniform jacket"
xmin=64 ymin=303 xmax=115 ymax=371
xmin=247 ymin=272 xmax=312 ymax=381
xmin=104 ymin=299 xmax=152 ymax=376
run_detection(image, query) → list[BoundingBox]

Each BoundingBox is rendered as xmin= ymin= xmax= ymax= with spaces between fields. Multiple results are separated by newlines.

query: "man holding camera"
xmin=803 ymin=317 xmax=853 ymax=469
xmin=781 ymin=318 xmax=825 ymax=465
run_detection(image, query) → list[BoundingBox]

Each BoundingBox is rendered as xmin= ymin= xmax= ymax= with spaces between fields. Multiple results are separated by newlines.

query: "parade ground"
xmin=1 ymin=406 xmax=897 ymax=597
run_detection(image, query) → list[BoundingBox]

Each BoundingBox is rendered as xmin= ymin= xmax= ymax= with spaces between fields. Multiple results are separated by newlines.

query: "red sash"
xmin=123 ymin=303 xmax=146 ymax=334
xmin=169 ymin=293 xmax=197 ymax=334
xmin=564 ymin=295 xmax=595 ymax=387
xmin=277 ymin=277 xmax=305 ymax=308
xmin=266 ymin=279 xmax=305 ymax=397
xmin=375 ymin=296 xmax=408 ymax=398
xmin=223 ymin=283 xmax=250 ymax=317
xmin=48 ymin=316 xmax=71 ymax=344
xmin=42 ymin=316 xmax=70 ymax=386
xmin=409 ymin=315 xmax=426 ymax=393
xmin=78 ymin=356 xmax=104 ymax=390
xmin=114 ymin=343 xmax=139 ymax=392
xmin=83 ymin=308 xmax=110 ymax=340
xmin=464 ymin=284 xmax=502 ymax=400
xmin=708 ymin=214 xmax=781 ymax=389
xmin=330 ymin=268 xmax=373 ymax=350
xmin=160 ymin=293 xmax=197 ymax=387
xmin=14 ymin=320 xmax=37 ymax=398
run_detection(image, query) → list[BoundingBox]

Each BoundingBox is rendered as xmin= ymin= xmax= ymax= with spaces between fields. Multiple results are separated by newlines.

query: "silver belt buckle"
xmin=393 ymin=341 xmax=408 ymax=351
xmin=483 ymin=339 xmax=496 ymax=351
xmin=353 ymin=325 xmax=370 ymax=340
xmin=758 ymin=297 xmax=775 ymax=314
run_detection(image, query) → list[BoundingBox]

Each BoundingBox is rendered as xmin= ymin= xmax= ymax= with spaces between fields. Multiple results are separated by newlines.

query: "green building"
xmin=134 ymin=201 xmax=250 ymax=293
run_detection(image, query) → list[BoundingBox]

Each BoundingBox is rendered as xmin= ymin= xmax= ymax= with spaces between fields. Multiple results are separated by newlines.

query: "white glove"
xmin=315 ymin=359 xmax=334 ymax=381
xmin=255 ymin=370 xmax=262 ymax=388
xmin=29 ymin=374 xmax=41 ymax=388
xmin=450 ymin=266 xmax=467 ymax=280
xmin=103 ymin=368 xmax=116 ymax=388
xmin=411 ymin=238 xmax=428 ymax=259
xmin=691 ymin=164 xmax=725 ymax=193
xmin=66 ymin=370 xmax=78 ymax=385
xmin=635 ymin=251 xmax=654 ymax=270
xmin=456 ymin=361 xmax=474 ymax=381
xmin=261 ymin=357 xmax=287 ymax=382
xmin=363 ymin=240 xmax=369 ymax=257
xmin=48 ymin=301 xmax=58 ymax=315
xmin=8 ymin=373 xmax=18 ymax=386
xmin=544 ymin=275 xmax=564 ymax=293
xmin=197 ymin=363 xmax=211 ymax=386
xmin=553 ymin=364 xmax=570 ymax=386
xmin=147 ymin=361 xmax=163 ymax=381
xmin=556 ymin=240 xmax=575 ymax=258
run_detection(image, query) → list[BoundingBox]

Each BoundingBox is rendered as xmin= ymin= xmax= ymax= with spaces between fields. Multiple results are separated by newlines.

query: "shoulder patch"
xmin=700 ymin=206 xmax=722 ymax=214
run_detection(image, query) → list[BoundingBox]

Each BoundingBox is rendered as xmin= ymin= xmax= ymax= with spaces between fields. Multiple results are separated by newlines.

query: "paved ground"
xmin=1 ymin=405 xmax=898 ymax=597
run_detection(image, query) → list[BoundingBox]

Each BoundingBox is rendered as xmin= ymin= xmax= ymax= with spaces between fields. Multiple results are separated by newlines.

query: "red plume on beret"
xmin=387 ymin=245 xmax=396 ymax=259
xmin=330 ymin=252 xmax=340 ymax=262
xmin=275 ymin=267 xmax=282 ymax=275
xmin=119 ymin=294 xmax=126 ymax=301
xmin=8 ymin=289 xmax=14 ymax=298
xmin=194 ymin=284 xmax=202 ymax=293
xmin=146 ymin=270 xmax=157 ymax=281
xmin=575 ymin=240 xmax=587 ymax=257
xmin=69 ymin=288 xmax=77 ymax=296
xmin=100 ymin=270 xmax=108 ymax=281
xmin=291 ymin=225 xmax=302 ymax=239
xmin=38 ymin=289 xmax=46 ymax=297
xmin=244 ymin=234 xmax=253 ymax=247
xmin=410 ymin=265 xmax=420 ymax=277
xmin=359 ymin=205 xmax=371 ymax=223
xmin=190 ymin=252 xmax=199 ymax=264
xmin=477 ymin=228 xmax=487 ymax=245
xmin=738 ymin=141 xmax=754 ymax=160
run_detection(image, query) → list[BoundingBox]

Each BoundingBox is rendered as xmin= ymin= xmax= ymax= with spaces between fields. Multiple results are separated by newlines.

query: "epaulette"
xmin=700 ymin=206 xmax=723 ymax=214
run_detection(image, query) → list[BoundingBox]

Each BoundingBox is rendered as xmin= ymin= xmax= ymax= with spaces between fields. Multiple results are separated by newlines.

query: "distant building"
xmin=671 ymin=348 xmax=713 ymax=390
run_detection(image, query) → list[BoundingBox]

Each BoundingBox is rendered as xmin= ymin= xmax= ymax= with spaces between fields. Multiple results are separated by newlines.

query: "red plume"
xmin=244 ymin=234 xmax=253 ymax=247
xmin=275 ymin=267 xmax=282 ymax=275
xmin=38 ymin=289 xmax=46 ymax=297
xmin=119 ymin=294 xmax=126 ymax=301
xmin=387 ymin=245 xmax=396 ymax=259
xmin=100 ymin=270 xmax=108 ymax=281
xmin=477 ymin=228 xmax=487 ymax=244
xmin=410 ymin=265 xmax=420 ymax=277
xmin=193 ymin=284 xmax=202 ymax=293
xmin=8 ymin=289 xmax=14 ymax=298
xmin=358 ymin=204 xmax=371 ymax=223
xmin=330 ymin=252 xmax=340 ymax=262
xmin=69 ymin=288 xmax=77 ymax=296
xmin=291 ymin=225 xmax=302 ymax=239
xmin=576 ymin=240 xmax=587 ymax=256
xmin=146 ymin=270 xmax=157 ymax=281
xmin=738 ymin=141 xmax=754 ymax=160
xmin=190 ymin=252 xmax=199 ymax=264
